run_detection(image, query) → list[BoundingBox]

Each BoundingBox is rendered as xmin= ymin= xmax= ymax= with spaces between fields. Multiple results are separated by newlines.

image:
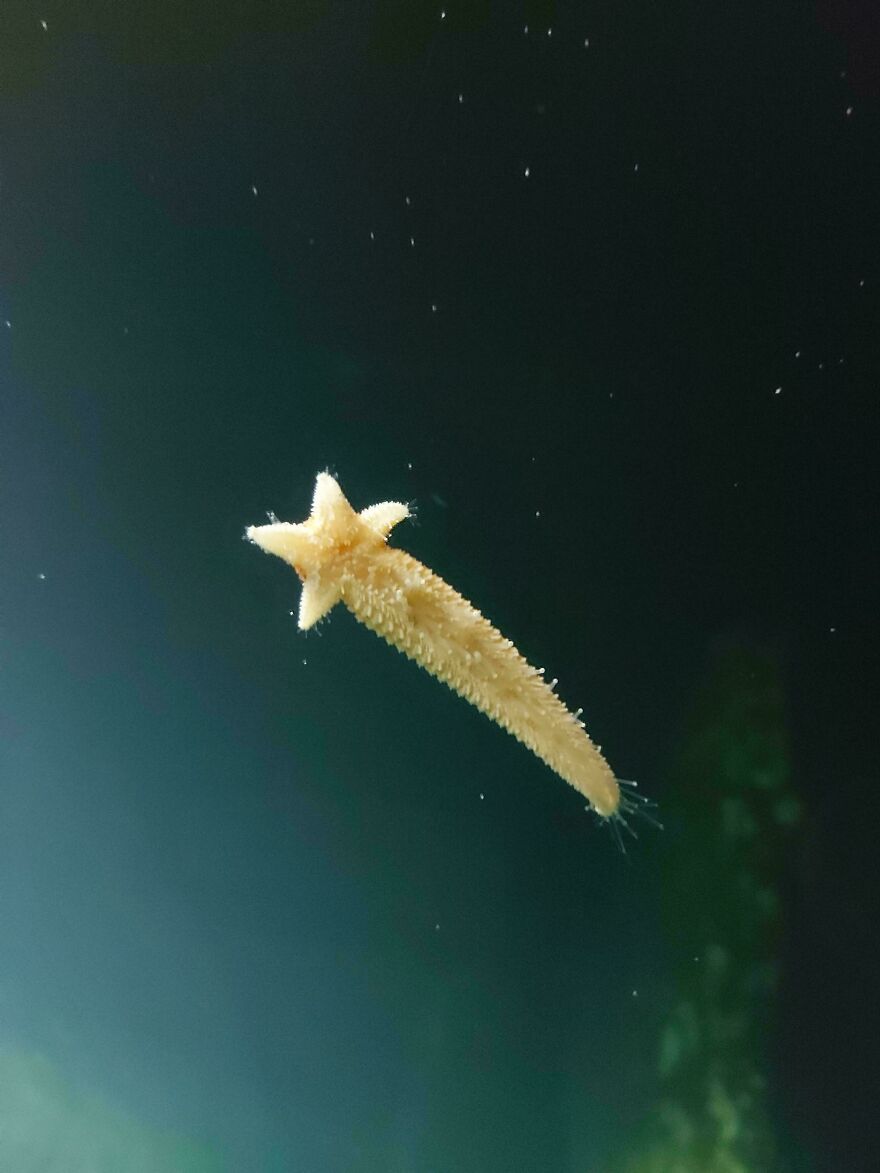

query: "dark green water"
xmin=1 ymin=4 xmax=877 ymax=1170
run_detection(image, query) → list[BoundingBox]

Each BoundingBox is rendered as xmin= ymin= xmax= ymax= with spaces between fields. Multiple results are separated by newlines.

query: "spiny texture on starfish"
xmin=247 ymin=472 xmax=622 ymax=818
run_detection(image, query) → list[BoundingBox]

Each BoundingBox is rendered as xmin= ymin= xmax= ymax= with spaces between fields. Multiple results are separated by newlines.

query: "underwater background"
xmin=1 ymin=3 xmax=877 ymax=1171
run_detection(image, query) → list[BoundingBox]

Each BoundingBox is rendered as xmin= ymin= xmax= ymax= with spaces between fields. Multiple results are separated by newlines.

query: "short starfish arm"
xmin=298 ymin=576 xmax=342 ymax=629
xmin=245 ymin=521 xmax=316 ymax=571
xmin=360 ymin=500 xmax=410 ymax=538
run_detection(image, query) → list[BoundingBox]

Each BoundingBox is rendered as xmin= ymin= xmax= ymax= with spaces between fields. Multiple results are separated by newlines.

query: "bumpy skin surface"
xmin=247 ymin=472 xmax=619 ymax=817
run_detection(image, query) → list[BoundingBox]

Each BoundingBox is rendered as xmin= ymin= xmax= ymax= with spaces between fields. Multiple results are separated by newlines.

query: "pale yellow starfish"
xmin=247 ymin=471 xmax=635 ymax=821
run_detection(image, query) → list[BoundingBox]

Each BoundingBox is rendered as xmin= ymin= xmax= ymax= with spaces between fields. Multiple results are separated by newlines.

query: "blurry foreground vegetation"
xmin=0 ymin=1048 xmax=223 ymax=1173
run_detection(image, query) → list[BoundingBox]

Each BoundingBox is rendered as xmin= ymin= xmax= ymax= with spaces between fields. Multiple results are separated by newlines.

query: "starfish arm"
xmin=340 ymin=544 xmax=619 ymax=816
xmin=246 ymin=521 xmax=316 ymax=573
xmin=298 ymin=575 xmax=342 ymax=629
xmin=359 ymin=500 xmax=410 ymax=538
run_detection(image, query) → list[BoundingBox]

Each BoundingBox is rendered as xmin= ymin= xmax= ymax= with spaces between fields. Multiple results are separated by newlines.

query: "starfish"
xmin=247 ymin=472 xmax=630 ymax=820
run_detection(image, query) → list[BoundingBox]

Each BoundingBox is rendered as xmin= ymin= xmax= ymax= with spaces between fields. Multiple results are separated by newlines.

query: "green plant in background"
xmin=615 ymin=641 xmax=805 ymax=1173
